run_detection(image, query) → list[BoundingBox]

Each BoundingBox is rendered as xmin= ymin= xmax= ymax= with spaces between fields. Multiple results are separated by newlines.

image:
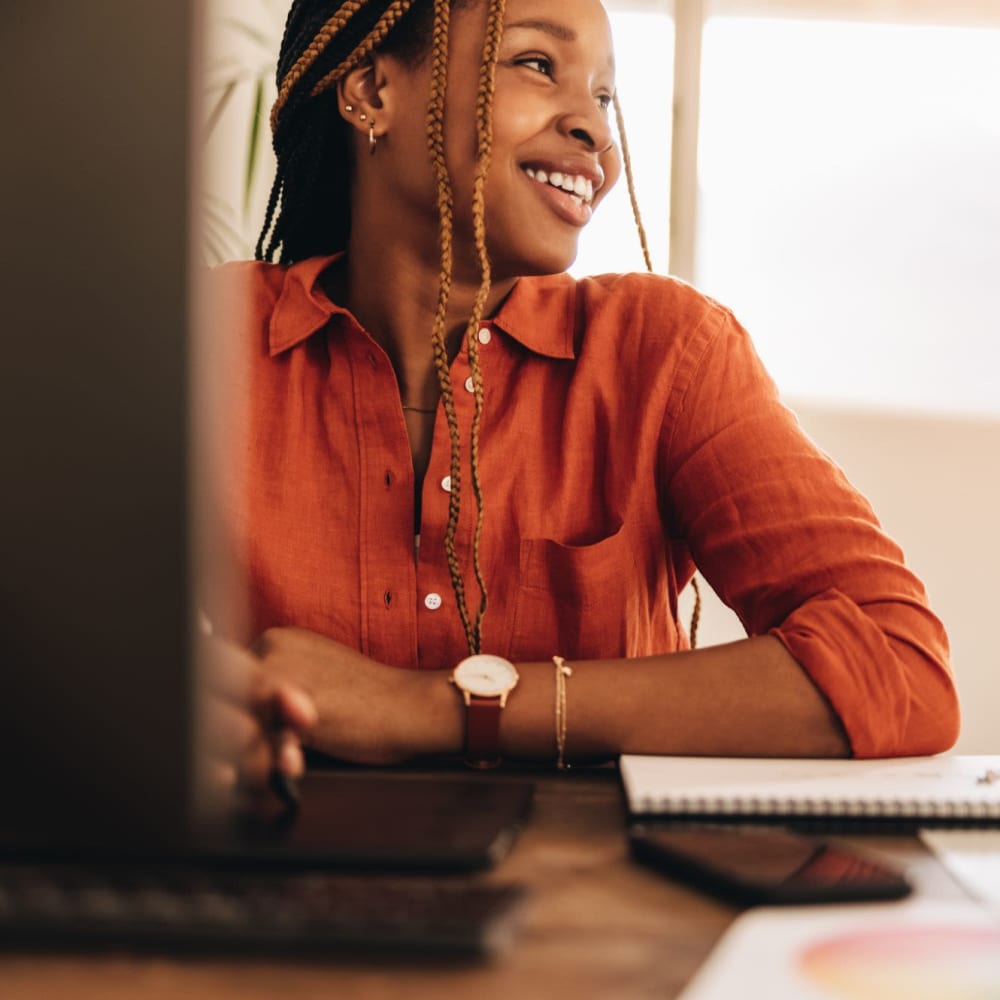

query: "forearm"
xmin=421 ymin=636 xmax=850 ymax=762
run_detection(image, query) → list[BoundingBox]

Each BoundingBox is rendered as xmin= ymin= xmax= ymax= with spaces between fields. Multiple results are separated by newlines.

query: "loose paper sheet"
xmin=677 ymin=901 xmax=1000 ymax=1000
xmin=920 ymin=830 xmax=1000 ymax=916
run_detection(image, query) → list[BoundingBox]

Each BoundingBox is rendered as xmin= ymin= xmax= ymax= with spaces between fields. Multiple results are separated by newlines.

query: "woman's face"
xmin=379 ymin=0 xmax=622 ymax=279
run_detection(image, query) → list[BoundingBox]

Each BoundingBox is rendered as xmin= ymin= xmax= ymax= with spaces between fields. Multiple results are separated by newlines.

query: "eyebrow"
xmin=503 ymin=18 xmax=615 ymax=73
xmin=505 ymin=19 xmax=577 ymax=42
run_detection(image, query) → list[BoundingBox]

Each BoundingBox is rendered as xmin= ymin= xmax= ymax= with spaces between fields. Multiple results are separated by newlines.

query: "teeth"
xmin=524 ymin=167 xmax=595 ymax=205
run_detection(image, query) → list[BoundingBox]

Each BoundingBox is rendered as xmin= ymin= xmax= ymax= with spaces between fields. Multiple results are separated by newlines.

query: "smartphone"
xmin=628 ymin=823 xmax=911 ymax=905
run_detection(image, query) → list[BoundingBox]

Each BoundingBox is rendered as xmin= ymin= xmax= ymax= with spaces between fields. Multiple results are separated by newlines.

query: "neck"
xmin=336 ymin=199 xmax=518 ymax=408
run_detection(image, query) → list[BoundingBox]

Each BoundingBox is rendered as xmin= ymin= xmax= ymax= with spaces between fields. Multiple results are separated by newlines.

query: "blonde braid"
xmin=271 ymin=0 xmax=366 ymax=130
xmin=309 ymin=0 xmax=420 ymax=99
xmin=614 ymin=91 xmax=701 ymax=647
xmin=425 ymin=0 xmax=478 ymax=653
xmin=613 ymin=92 xmax=653 ymax=274
xmin=463 ymin=0 xmax=506 ymax=652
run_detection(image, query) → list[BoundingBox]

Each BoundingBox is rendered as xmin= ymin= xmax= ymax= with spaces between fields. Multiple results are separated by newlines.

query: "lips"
xmin=524 ymin=166 xmax=595 ymax=206
xmin=520 ymin=159 xmax=605 ymax=228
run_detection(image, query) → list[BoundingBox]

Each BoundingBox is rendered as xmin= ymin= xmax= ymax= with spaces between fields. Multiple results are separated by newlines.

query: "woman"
xmin=211 ymin=0 xmax=959 ymax=783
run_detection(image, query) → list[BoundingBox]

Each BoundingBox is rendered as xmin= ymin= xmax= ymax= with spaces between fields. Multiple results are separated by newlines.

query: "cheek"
xmin=491 ymin=99 xmax=535 ymax=140
xmin=598 ymin=145 xmax=623 ymax=206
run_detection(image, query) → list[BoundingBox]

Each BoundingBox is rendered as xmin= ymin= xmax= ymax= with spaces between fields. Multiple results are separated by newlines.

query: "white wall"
xmin=681 ymin=403 xmax=1000 ymax=753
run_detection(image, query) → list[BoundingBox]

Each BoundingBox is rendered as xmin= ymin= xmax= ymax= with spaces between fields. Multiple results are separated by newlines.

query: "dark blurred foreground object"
xmin=0 ymin=864 xmax=526 ymax=958
xmin=1 ymin=0 xmax=197 ymax=852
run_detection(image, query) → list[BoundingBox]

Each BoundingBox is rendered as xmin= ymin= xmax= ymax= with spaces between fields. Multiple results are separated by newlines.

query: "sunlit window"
xmin=571 ymin=9 xmax=674 ymax=278
xmin=695 ymin=17 xmax=1000 ymax=416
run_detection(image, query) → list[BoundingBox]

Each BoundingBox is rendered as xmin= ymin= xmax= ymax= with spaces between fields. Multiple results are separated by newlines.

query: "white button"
xmin=424 ymin=593 xmax=443 ymax=610
xmin=464 ymin=376 xmax=475 ymax=393
xmin=478 ymin=327 xmax=492 ymax=345
xmin=440 ymin=476 xmax=452 ymax=493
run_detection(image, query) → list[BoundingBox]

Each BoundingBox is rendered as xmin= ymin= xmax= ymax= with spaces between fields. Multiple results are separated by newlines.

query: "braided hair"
xmin=260 ymin=0 xmax=501 ymax=654
xmin=259 ymin=0 xmax=699 ymax=651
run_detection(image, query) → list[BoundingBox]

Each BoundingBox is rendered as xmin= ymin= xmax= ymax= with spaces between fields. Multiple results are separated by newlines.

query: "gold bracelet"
xmin=553 ymin=655 xmax=573 ymax=771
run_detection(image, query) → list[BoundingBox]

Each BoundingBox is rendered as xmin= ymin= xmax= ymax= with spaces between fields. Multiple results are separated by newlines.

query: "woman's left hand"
xmin=251 ymin=627 xmax=458 ymax=765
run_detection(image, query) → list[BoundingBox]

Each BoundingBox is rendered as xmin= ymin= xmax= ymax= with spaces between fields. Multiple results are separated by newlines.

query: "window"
xmin=696 ymin=14 xmax=1000 ymax=416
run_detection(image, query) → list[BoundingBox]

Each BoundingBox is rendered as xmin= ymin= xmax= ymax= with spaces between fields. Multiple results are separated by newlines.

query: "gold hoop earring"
xmin=369 ymin=120 xmax=378 ymax=156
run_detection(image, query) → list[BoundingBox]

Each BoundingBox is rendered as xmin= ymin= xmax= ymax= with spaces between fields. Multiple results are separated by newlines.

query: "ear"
xmin=336 ymin=56 xmax=392 ymax=142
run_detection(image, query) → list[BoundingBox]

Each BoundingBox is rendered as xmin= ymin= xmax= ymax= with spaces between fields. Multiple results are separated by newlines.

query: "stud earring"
xmin=359 ymin=112 xmax=367 ymax=122
xmin=344 ymin=104 xmax=354 ymax=113
xmin=369 ymin=119 xmax=377 ymax=155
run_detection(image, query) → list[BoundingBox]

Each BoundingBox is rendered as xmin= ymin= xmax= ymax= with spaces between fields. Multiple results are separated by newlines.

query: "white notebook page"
xmin=620 ymin=754 xmax=1000 ymax=818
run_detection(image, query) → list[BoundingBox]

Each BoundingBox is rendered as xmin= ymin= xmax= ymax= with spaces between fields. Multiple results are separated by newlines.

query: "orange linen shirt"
xmin=210 ymin=255 xmax=959 ymax=758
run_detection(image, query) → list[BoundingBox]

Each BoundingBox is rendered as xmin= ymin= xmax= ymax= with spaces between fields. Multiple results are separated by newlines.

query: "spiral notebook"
xmin=620 ymin=755 xmax=1000 ymax=825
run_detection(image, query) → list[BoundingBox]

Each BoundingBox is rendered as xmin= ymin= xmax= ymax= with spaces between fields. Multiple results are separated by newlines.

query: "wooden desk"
xmin=0 ymin=768 xmax=974 ymax=1000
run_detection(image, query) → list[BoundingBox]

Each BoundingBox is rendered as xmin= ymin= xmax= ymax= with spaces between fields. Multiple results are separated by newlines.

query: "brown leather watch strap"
xmin=465 ymin=694 xmax=504 ymax=769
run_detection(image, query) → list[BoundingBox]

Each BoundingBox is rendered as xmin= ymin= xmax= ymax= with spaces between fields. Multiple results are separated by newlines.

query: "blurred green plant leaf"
xmin=244 ymin=77 xmax=266 ymax=217
xmin=201 ymin=0 xmax=280 ymax=261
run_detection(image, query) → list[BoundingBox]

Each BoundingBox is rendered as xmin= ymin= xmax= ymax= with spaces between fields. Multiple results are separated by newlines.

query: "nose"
xmin=557 ymin=101 xmax=614 ymax=155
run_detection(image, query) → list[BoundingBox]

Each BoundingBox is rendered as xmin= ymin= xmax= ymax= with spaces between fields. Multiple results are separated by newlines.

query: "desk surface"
xmin=0 ymin=768 xmax=973 ymax=1000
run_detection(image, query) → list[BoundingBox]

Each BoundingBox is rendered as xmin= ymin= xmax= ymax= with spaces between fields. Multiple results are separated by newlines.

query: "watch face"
xmin=453 ymin=654 xmax=519 ymax=698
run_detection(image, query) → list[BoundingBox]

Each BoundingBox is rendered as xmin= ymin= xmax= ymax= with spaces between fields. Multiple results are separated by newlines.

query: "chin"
xmin=493 ymin=243 xmax=579 ymax=280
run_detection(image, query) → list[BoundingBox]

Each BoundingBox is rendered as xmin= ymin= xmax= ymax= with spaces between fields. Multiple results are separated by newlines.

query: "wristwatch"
xmin=450 ymin=654 xmax=520 ymax=769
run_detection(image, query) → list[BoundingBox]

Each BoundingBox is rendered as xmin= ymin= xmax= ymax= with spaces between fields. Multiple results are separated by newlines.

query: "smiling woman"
xmin=206 ymin=0 xmax=960 ymax=779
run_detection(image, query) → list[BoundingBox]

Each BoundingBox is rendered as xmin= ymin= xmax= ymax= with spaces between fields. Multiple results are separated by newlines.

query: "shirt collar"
xmin=268 ymin=254 xmax=345 ymax=356
xmin=491 ymin=272 xmax=577 ymax=360
xmin=268 ymin=254 xmax=578 ymax=361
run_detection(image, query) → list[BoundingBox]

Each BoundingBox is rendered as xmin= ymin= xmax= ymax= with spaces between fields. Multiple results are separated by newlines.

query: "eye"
xmin=514 ymin=55 xmax=554 ymax=78
xmin=596 ymin=93 xmax=613 ymax=112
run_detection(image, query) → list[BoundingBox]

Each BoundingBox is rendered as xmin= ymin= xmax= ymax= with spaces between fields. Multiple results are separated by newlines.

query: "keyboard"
xmin=0 ymin=862 xmax=526 ymax=957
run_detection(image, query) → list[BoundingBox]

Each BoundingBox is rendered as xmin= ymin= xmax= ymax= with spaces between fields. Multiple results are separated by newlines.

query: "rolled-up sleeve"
xmin=660 ymin=308 xmax=959 ymax=757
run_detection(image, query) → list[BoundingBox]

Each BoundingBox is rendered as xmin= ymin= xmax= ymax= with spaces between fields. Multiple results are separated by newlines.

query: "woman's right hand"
xmin=199 ymin=634 xmax=318 ymax=799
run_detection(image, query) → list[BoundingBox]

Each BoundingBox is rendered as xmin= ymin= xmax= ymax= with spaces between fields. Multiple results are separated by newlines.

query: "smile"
xmin=523 ymin=167 xmax=595 ymax=207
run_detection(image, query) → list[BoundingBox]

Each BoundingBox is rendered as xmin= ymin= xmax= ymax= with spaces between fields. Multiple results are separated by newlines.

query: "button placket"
xmin=353 ymin=334 xmax=419 ymax=662
xmin=413 ymin=334 xmax=486 ymax=665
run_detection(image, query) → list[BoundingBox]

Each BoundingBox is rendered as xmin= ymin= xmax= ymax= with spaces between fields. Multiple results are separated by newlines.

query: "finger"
xmin=203 ymin=758 xmax=239 ymax=794
xmin=202 ymin=634 xmax=316 ymax=735
xmin=200 ymin=633 xmax=264 ymax=701
xmin=202 ymin=696 xmax=261 ymax=757
xmin=271 ymin=683 xmax=318 ymax=733
xmin=203 ymin=698 xmax=286 ymax=782
xmin=274 ymin=729 xmax=306 ymax=777
xmin=236 ymin=735 xmax=280 ymax=794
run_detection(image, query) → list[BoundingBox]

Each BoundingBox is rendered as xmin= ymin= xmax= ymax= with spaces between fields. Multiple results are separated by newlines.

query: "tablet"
xmin=228 ymin=770 xmax=536 ymax=871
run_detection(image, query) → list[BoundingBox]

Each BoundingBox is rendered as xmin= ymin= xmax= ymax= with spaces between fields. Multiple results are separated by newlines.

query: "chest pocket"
xmin=508 ymin=520 xmax=642 ymax=662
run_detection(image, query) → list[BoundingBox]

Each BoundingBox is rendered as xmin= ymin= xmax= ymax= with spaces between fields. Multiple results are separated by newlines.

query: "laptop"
xmin=0 ymin=1 xmax=530 ymax=954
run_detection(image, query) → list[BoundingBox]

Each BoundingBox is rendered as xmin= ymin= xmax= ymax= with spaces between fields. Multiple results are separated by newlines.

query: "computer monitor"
xmin=0 ymin=1 xmax=198 ymax=851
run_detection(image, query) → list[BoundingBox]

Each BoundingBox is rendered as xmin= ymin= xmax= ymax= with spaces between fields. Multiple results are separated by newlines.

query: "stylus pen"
xmin=269 ymin=768 xmax=301 ymax=811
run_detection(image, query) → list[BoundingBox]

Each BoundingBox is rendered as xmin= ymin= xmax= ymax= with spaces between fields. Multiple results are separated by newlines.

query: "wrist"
xmin=405 ymin=669 xmax=464 ymax=758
